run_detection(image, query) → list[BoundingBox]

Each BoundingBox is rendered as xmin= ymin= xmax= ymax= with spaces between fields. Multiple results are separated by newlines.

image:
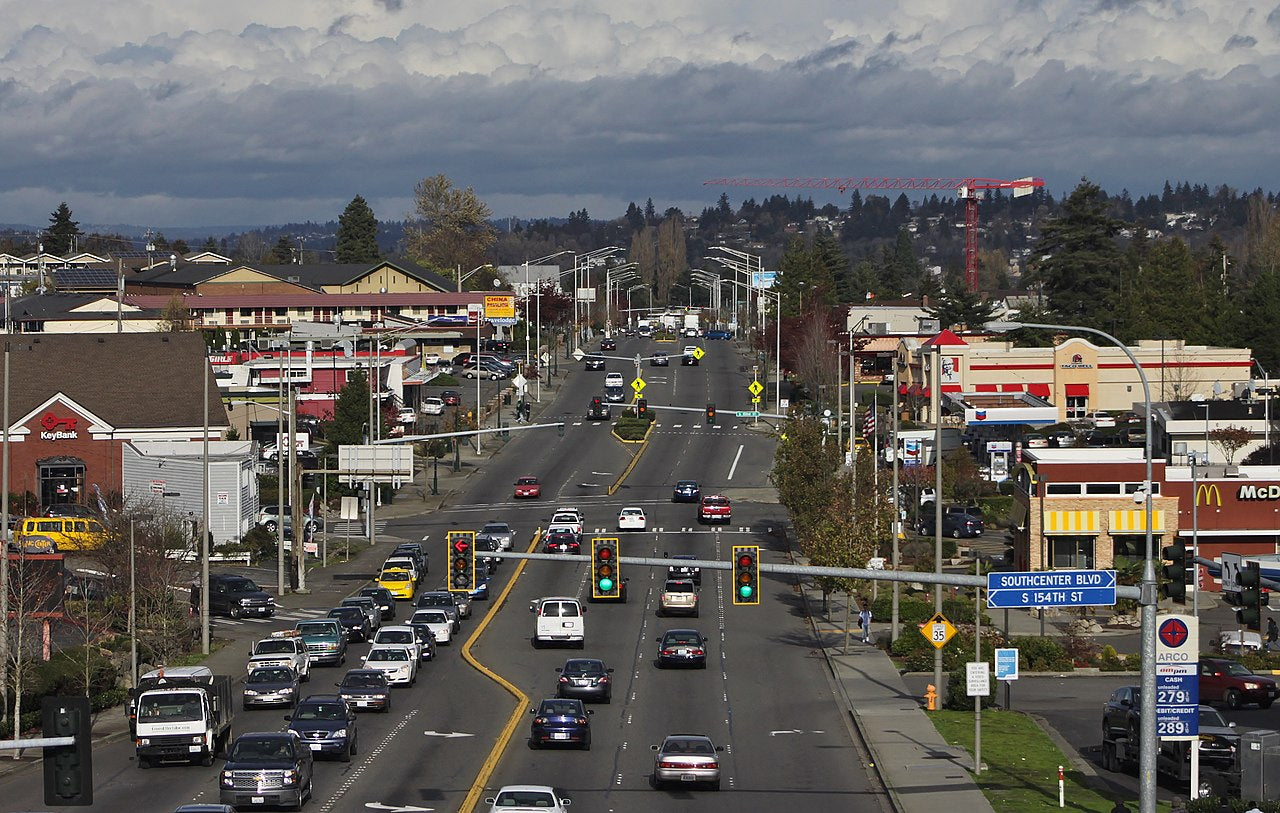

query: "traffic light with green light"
xmin=1237 ymin=562 xmax=1262 ymax=630
xmin=447 ymin=530 xmax=476 ymax=593
xmin=1160 ymin=541 xmax=1188 ymax=603
xmin=732 ymin=545 xmax=759 ymax=605
xmin=592 ymin=538 xmax=621 ymax=600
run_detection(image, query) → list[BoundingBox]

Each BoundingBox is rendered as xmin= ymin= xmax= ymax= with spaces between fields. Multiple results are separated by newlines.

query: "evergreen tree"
xmin=923 ymin=288 xmax=995 ymax=331
xmin=45 ymin=202 xmax=80 ymax=255
xmin=324 ymin=368 xmax=376 ymax=448
xmin=624 ymin=202 xmax=644 ymax=233
xmin=644 ymin=198 xmax=656 ymax=224
xmin=335 ymin=195 xmax=381 ymax=263
xmin=202 ymin=237 xmax=217 ymax=252
xmin=1032 ymin=179 xmax=1125 ymax=328
xmin=269 ymin=237 xmax=294 ymax=265
xmin=1239 ymin=270 xmax=1280 ymax=373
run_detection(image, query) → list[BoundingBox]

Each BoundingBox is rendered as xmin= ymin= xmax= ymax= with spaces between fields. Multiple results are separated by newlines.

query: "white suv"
xmin=604 ymin=372 xmax=624 ymax=388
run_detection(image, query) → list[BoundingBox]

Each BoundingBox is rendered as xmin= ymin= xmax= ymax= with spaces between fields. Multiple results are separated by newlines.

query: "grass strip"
xmin=930 ymin=709 xmax=1157 ymax=813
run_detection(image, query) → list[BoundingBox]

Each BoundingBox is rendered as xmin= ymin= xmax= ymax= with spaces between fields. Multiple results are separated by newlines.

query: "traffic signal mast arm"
xmin=493 ymin=551 xmax=1145 ymax=598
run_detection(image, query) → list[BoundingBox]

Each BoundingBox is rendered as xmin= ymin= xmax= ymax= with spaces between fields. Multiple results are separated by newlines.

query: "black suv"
xmin=286 ymin=695 xmax=358 ymax=761
xmin=584 ymin=354 xmax=606 ymax=370
xmin=586 ymin=397 xmax=610 ymax=420
xmin=220 ymin=731 xmax=314 ymax=809
xmin=200 ymin=573 xmax=276 ymax=619
xmin=358 ymin=586 xmax=397 ymax=621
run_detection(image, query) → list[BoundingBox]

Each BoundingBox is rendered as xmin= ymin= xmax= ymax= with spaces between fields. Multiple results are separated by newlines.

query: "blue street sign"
xmin=1155 ymin=664 xmax=1199 ymax=739
xmin=986 ymin=569 xmax=1117 ymax=609
xmin=994 ymin=648 xmax=1019 ymax=681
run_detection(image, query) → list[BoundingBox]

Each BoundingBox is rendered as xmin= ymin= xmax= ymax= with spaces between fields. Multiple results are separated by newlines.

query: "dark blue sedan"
xmin=656 ymin=629 xmax=709 ymax=669
xmin=672 ymin=480 xmax=701 ymax=503
xmin=285 ymin=695 xmax=358 ymax=761
xmin=528 ymin=698 xmax=593 ymax=749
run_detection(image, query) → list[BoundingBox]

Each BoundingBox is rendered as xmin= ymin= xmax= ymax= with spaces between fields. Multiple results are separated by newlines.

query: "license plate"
xmin=251 ymin=796 xmax=265 ymax=804
xmin=309 ymin=743 xmax=322 ymax=751
xmin=356 ymin=700 xmax=371 ymax=707
xmin=680 ymin=774 xmax=698 ymax=782
xmin=188 ymin=745 xmax=202 ymax=752
xmin=552 ymin=732 xmax=569 ymax=740
xmin=678 ymin=648 xmax=690 ymax=655
xmin=574 ymin=679 xmax=589 ymax=686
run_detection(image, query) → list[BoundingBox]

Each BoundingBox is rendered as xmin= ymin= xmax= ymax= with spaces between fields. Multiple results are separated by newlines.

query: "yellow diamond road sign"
xmin=920 ymin=612 xmax=957 ymax=649
xmin=692 ymin=346 xmax=705 ymax=360
xmin=748 ymin=380 xmax=764 ymax=397
xmin=752 ymin=396 xmax=761 ymax=404
xmin=631 ymin=377 xmax=646 ymax=394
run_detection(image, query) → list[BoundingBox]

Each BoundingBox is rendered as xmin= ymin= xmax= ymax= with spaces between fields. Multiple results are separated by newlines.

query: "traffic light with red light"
xmin=732 ymin=545 xmax=760 ymax=605
xmin=592 ymin=537 xmax=621 ymax=600
xmin=447 ymin=530 xmax=476 ymax=593
xmin=637 ymin=398 xmax=647 ymax=418
xmin=42 ymin=695 xmax=92 ymax=806
xmin=706 ymin=403 xmax=716 ymax=424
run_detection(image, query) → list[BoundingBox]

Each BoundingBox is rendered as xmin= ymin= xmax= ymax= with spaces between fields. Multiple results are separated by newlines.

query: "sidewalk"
xmin=796 ymin=572 xmax=996 ymax=813
xmin=0 ymin=370 xmax=573 ymax=782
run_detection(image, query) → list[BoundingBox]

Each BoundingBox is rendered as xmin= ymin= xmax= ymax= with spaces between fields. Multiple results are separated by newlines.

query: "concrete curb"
xmin=1029 ymin=712 xmax=1100 ymax=781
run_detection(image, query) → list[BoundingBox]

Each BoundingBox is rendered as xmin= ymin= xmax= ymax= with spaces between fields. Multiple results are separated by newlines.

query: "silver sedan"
xmin=651 ymin=734 xmax=723 ymax=791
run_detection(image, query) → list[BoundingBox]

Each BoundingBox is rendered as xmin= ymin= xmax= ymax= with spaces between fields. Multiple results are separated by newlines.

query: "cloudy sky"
xmin=2 ymin=1 xmax=1279 ymax=232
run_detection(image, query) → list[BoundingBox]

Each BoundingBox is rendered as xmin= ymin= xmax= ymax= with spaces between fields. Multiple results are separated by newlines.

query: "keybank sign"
xmin=1237 ymin=484 xmax=1280 ymax=500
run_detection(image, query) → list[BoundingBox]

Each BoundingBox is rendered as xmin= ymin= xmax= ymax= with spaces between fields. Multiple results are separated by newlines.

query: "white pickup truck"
xmin=247 ymin=631 xmax=311 ymax=681
xmin=658 ymin=579 xmax=699 ymax=617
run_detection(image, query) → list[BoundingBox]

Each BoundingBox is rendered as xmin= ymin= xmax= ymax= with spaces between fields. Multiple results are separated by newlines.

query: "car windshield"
xmin=517 ymin=478 xmax=538 ymax=485
xmin=137 ymin=691 xmax=204 ymax=723
xmin=677 ymin=481 xmax=696 ymax=488
xmin=1221 ymin=662 xmax=1253 ymax=676
xmin=248 ymin=668 xmax=292 ymax=684
xmin=342 ymin=673 xmax=387 ymax=689
xmin=223 ymin=577 xmax=258 ymax=592
xmin=379 ymin=631 xmax=413 ymax=643
xmin=664 ymin=737 xmax=715 ymax=755
xmin=255 ymin=640 xmax=294 ymax=654
xmin=296 ymin=622 xmax=336 ymax=636
xmin=704 ymin=497 xmax=729 ymax=506
xmin=1199 ymin=708 xmax=1229 ymax=727
xmin=380 ymin=570 xmax=409 ymax=581
xmin=369 ymin=648 xmax=408 ymax=662
xmin=329 ymin=608 xmax=362 ymax=620
xmin=230 ymin=737 xmax=293 ymax=761
xmin=294 ymin=702 xmax=347 ymax=721
xmin=420 ymin=594 xmax=450 ymax=606
xmin=415 ymin=612 xmax=447 ymax=624
xmin=564 ymin=659 xmax=603 ymax=675
xmin=495 ymin=791 xmax=556 ymax=807
xmin=665 ymin=632 xmax=702 ymax=645
xmin=483 ymin=523 xmax=509 ymax=533
xmin=539 ymin=700 xmax=583 ymax=716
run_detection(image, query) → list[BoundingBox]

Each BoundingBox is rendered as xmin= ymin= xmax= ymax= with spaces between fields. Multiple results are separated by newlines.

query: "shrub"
xmin=613 ymin=414 xmax=653 ymax=441
xmin=1064 ymin=634 xmax=1099 ymax=667
xmin=945 ymin=667 xmax=997 ymax=710
xmin=1098 ymin=645 xmax=1130 ymax=671
xmin=433 ymin=374 xmax=460 ymax=386
xmin=1009 ymin=636 xmax=1072 ymax=671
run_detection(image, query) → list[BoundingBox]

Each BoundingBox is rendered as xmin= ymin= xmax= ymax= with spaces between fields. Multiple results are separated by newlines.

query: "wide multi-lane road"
xmin=0 ymin=334 xmax=885 ymax=812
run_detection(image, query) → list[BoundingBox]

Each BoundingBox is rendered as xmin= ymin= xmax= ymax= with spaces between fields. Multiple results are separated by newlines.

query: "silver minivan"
xmin=531 ymin=597 xmax=585 ymax=648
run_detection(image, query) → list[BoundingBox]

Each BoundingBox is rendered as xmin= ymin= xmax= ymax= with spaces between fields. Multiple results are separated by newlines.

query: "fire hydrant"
xmin=924 ymin=684 xmax=938 ymax=711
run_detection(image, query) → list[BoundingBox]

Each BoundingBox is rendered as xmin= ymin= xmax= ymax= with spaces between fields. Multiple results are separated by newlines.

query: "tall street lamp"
xmin=987 ymin=319 xmax=1157 ymax=813
xmin=522 ymin=251 xmax=572 ymax=365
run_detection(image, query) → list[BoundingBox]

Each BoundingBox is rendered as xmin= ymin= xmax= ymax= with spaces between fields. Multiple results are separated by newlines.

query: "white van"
xmin=530 ymin=596 xmax=585 ymax=648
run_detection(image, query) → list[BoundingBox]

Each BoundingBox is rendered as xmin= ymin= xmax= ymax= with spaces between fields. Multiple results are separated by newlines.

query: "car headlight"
xmin=221 ymin=771 xmax=234 ymax=786
xmin=244 ymin=689 xmax=260 ymax=696
xmin=332 ymin=729 xmax=347 ymax=739
xmin=240 ymin=598 xmax=254 ymax=605
xmin=282 ymin=769 xmax=298 ymax=785
xmin=1244 ymin=682 xmax=1259 ymax=689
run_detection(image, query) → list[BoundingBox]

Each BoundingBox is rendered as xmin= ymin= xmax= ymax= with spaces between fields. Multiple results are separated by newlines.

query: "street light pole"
xmin=987 ymin=319 xmax=1156 ymax=813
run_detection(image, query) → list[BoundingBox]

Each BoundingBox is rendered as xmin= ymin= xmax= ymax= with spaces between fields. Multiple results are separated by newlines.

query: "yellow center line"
xmin=457 ymin=528 xmax=541 ymax=812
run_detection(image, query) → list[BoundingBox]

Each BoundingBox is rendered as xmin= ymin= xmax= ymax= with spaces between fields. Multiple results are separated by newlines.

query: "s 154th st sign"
xmin=986 ymin=569 xmax=1117 ymax=609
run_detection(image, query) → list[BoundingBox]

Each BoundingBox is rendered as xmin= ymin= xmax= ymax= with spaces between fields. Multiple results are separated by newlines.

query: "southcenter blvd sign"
xmin=986 ymin=569 xmax=1118 ymax=609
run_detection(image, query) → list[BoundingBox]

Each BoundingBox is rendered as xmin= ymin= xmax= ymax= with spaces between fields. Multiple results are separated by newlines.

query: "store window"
xmin=1065 ymin=396 xmax=1088 ymax=420
xmin=1112 ymin=536 xmax=1144 ymax=569
xmin=39 ymin=457 xmax=86 ymax=509
xmin=1050 ymin=536 xmax=1095 ymax=569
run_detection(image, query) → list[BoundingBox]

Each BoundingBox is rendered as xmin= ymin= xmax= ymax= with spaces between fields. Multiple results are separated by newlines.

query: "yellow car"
xmin=377 ymin=568 xmax=416 ymax=600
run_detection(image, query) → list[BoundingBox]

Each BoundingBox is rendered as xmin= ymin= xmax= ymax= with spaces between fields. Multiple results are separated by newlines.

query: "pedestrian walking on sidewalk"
xmin=858 ymin=599 xmax=872 ymax=643
xmin=1267 ymin=616 xmax=1278 ymax=651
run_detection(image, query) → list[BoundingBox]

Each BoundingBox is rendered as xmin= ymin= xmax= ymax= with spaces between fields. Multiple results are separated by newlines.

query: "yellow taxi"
xmin=377 ymin=567 xmax=416 ymax=600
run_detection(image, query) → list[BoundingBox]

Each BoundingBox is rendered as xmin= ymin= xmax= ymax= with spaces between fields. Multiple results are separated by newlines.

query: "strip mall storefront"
xmin=1165 ymin=470 xmax=1280 ymax=590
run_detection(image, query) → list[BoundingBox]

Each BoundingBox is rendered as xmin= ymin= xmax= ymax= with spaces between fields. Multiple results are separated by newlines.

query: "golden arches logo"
xmin=1195 ymin=484 xmax=1221 ymax=507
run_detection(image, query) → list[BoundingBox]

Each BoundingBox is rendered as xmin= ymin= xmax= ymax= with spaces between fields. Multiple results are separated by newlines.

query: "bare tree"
xmin=655 ymin=215 xmax=685 ymax=300
xmin=4 ymin=550 xmax=64 ymax=740
xmin=789 ymin=314 xmax=839 ymax=406
xmin=404 ymin=174 xmax=496 ymax=281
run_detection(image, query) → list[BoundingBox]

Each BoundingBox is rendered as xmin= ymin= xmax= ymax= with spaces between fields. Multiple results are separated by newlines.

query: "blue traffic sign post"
xmin=994 ymin=647 xmax=1019 ymax=710
xmin=986 ymin=570 xmax=1117 ymax=609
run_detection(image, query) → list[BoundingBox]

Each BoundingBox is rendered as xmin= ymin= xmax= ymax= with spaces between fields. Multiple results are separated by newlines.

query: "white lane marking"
xmin=726 ymin=444 xmax=744 ymax=480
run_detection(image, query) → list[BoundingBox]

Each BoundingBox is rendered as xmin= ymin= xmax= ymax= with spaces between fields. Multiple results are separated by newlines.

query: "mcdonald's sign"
xmin=1196 ymin=484 xmax=1222 ymax=507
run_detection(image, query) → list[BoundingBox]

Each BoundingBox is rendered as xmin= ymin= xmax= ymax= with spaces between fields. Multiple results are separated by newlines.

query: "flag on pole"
xmin=863 ymin=408 xmax=876 ymax=440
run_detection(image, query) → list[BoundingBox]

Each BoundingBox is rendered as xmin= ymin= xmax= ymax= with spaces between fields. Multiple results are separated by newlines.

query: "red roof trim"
xmin=922 ymin=328 xmax=968 ymax=347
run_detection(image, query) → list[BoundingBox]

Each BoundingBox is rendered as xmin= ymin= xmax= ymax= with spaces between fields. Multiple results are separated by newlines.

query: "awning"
xmin=941 ymin=384 xmax=962 ymax=393
xmin=1027 ymin=383 xmax=1051 ymax=398
xmin=1108 ymin=510 xmax=1165 ymax=534
xmin=1065 ymin=383 xmax=1089 ymax=397
xmin=1001 ymin=383 xmax=1024 ymax=392
xmin=974 ymin=384 xmax=998 ymax=392
xmin=898 ymin=384 xmax=909 ymax=395
xmin=1044 ymin=510 xmax=1100 ymax=535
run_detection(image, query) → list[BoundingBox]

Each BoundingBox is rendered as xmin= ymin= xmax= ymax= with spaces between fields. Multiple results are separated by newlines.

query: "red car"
xmin=1199 ymin=658 xmax=1278 ymax=709
xmin=698 ymin=495 xmax=732 ymax=524
xmin=440 ymin=390 xmax=462 ymax=406
xmin=514 ymin=476 xmax=541 ymax=499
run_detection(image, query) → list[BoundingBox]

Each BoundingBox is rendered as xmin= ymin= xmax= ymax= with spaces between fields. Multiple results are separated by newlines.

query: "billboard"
xmin=483 ymin=294 xmax=516 ymax=320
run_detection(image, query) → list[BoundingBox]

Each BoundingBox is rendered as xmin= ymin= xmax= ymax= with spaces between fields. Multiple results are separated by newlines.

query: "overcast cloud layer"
xmin=2 ymin=1 xmax=1279 ymax=231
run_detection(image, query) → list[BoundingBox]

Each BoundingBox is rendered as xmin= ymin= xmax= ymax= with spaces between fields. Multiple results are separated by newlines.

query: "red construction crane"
xmin=704 ymin=176 xmax=1045 ymax=292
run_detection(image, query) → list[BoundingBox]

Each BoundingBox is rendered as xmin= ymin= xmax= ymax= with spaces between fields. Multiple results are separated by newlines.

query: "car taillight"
xmin=576 ymin=718 xmax=587 ymax=725
xmin=558 ymin=676 xmax=569 ymax=683
xmin=533 ymin=717 xmax=546 ymax=724
xmin=662 ymin=649 xmax=675 ymax=656
xmin=692 ymin=649 xmax=705 ymax=656
xmin=598 ymin=675 xmax=609 ymax=683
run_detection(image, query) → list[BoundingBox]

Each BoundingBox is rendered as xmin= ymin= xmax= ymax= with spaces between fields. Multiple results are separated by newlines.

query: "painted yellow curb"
xmin=457 ymin=528 xmax=541 ymax=812
xmin=608 ymin=421 xmax=654 ymax=495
